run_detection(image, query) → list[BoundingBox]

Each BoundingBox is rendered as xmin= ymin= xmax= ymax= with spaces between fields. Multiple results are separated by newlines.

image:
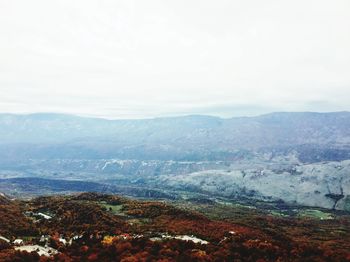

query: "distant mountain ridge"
xmin=1 ymin=112 xmax=350 ymax=210
xmin=0 ymin=112 xmax=350 ymax=162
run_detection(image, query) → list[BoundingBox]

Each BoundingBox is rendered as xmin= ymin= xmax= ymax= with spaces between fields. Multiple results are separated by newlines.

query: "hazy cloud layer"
xmin=0 ymin=0 xmax=349 ymax=118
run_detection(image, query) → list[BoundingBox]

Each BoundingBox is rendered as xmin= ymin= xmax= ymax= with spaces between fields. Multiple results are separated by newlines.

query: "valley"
xmin=0 ymin=157 xmax=349 ymax=211
xmin=0 ymin=112 xmax=350 ymax=260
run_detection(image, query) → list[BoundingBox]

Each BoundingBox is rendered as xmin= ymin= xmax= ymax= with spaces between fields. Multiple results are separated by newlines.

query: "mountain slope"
xmin=0 ymin=193 xmax=349 ymax=261
xmin=0 ymin=112 xmax=349 ymax=162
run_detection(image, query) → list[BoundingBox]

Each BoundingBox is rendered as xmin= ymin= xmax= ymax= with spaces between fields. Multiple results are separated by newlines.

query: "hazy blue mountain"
xmin=0 ymin=112 xmax=350 ymax=162
xmin=1 ymin=112 xmax=350 ymax=210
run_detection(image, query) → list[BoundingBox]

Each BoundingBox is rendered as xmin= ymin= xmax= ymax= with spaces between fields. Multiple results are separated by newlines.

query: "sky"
xmin=0 ymin=0 xmax=349 ymax=119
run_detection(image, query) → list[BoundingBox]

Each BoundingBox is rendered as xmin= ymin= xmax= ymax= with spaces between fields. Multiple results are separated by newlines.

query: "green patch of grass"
xmin=215 ymin=199 xmax=256 ymax=210
xmin=298 ymin=209 xmax=333 ymax=220
xmin=269 ymin=210 xmax=289 ymax=217
xmin=99 ymin=202 xmax=125 ymax=216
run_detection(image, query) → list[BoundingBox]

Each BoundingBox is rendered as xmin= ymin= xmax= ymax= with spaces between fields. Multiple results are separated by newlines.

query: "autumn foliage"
xmin=0 ymin=192 xmax=349 ymax=261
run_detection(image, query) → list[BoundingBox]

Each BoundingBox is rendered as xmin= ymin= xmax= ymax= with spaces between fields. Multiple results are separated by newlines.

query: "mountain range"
xmin=0 ymin=111 xmax=350 ymax=162
xmin=0 ymin=112 xmax=350 ymax=211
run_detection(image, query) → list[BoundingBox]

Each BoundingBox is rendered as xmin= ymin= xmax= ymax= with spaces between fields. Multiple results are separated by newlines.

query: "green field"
xmin=297 ymin=209 xmax=333 ymax=220
xmin=99 ymin=201 xmax=125 ymax=216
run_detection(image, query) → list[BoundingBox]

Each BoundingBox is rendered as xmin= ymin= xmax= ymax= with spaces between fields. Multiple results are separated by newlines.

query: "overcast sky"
xmin=0 ymin=0 xmax=349 ymax=119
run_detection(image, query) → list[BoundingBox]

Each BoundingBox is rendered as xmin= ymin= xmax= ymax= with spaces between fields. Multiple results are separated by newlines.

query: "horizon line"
xmin=0 ymin=110 xmax=349 ymax=121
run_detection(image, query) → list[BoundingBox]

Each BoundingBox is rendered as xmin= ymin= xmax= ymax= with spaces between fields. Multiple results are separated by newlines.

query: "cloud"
xmin=0 ymin=0 xmax=349 ymax=118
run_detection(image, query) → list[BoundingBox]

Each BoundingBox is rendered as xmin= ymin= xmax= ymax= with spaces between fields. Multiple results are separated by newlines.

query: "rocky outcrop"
xmin=159 ymin=160 xmax=350 ymax=211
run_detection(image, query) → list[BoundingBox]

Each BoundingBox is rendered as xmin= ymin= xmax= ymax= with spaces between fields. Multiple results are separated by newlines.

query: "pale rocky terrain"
xmin=159 ymin=160 xmax=350 ymax=211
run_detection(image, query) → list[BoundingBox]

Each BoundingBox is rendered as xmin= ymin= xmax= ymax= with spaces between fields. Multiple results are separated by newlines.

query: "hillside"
xmin=0 ymin=112 xmax=349 ymax=162
xmin=0 ymin=193 xmax=349 ymax=261
xmin=0 ymin=159 xmax=349 ymax=211
xmin=0 ymin=112 xmax=350 ymax=211
xmin=159 ymin=160 xmax=350 ymax=211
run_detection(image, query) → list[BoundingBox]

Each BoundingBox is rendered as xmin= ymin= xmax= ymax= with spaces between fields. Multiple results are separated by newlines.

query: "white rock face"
xmin=160 ymin=234 xmax=209 ymax=244
xmin=0 ymin=236 xmax=10 ymax=243
xmin=15 ymin=245 xmax=58 ymax=257
xmin=173 ymin=235 xmax=209 ymax=245
xmin=160 ymin=160 xmax=350 ymax=210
